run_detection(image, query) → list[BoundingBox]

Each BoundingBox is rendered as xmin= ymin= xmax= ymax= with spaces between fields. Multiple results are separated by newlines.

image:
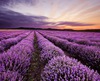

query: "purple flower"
xmin=36 ymin=32 xmax=64 ymax=63
xmin=41 ymin=33 xmax=100 ymax=72
xmin=0 ymin=70 xmax=23 ymax=81
xmin=41 ymin=56 xmax=100 ymax=81
xmin=0 ymin=32 xmax=34 ymax=80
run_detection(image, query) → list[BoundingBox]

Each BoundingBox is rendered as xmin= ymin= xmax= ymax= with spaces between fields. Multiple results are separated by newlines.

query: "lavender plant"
xmin=41 ymin=56 xmax=100 ymax=81
xmin=0 ymin=32 xmax=30 ymax=52
xmin=36 ymin=32 xmax=64 ymax=64
xmin=0 ymin=31 xmax=27 ymax=41
xmin=42 ymin=33 xmax=100 ymax=72
xmin=0 ymin=70 xmax=23 ymax=81
xmin=0 ymin=32 xmax=34 ymax=80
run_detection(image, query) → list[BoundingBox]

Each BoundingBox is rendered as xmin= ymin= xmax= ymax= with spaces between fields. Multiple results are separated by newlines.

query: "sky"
xmin=0 ymin=0 xmax=100 ymax=30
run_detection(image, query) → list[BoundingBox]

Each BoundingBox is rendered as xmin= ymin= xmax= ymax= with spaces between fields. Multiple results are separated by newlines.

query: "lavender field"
xmin=0 ymin=30 xmax=100 ymax=81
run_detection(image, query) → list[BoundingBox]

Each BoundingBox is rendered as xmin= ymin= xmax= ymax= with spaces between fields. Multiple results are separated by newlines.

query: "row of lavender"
xmin=56 ymin=36 xmax=100 ymax=47
xmin=36 ymin=32 xmax=100 ymax=81
xmin=0 ymin=32 xmax=30 ymax=53
xmin=0 ymin=32 xmax=34 ymax=81
xmin=40 ymin=32 xmax=100 ymax=73
xmin=0 ymin=30 xmax=100 ymax=80
xmin=39 ymin=30 xmax=100 ymax=47
xmin=0 ymin=30 xmax=27 ymax=41
xmin=41 ymin=30 xmax=100 ymax=42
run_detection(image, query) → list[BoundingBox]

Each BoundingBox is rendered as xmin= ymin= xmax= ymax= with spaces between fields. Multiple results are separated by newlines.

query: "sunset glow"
xmin=0 ymin=0 xmax=100 ymax=30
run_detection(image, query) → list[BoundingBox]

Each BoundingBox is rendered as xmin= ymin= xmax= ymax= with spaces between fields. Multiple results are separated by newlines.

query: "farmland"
xmin=0 ymin=30 xmax=100 ymax=81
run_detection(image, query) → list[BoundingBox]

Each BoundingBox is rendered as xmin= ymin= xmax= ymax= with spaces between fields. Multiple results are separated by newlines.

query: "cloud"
xmin=0 ymin=7 xmax=95 ymax=29
xmin=57 ymin=21 xmax=94 ymax=26
xmin=0 ymin=0 xmax=9 ymax=6
xmin=0 ymin=8 xmax=95 ymax=29
xmin=0 ymin=0 xmax=38 ymax=6
xmin=0 ymin=8 xmax=50 ymax=28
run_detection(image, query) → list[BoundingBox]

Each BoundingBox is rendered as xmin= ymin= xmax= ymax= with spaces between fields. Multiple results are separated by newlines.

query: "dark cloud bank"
xmin=0 ymin=8 xmax=50 ymax=28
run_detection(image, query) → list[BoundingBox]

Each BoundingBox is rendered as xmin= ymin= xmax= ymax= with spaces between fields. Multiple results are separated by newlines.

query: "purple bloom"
xmin=0 ymin=32 xmax=30 ymax=53
xmin=41 ymin=33 xmax=100 ymax=72
xmin=0 ymin=70 xmax=23 ymax=81
xmin=0 ymin=32 xmax=34 ymax=79
xmin=41 ymin=56 xmax=100 ymax=81
xmin=36 ymin=32 xmax=64 ymax=63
